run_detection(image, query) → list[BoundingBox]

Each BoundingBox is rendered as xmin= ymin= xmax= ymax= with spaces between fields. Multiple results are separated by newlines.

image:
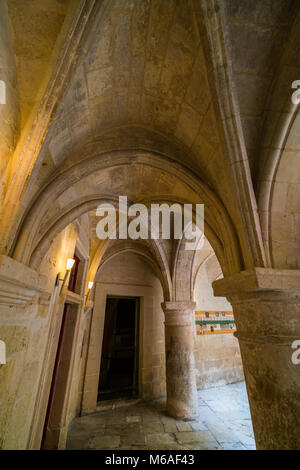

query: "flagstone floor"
xmin=66 ymin=381 xmax=256 ymax=450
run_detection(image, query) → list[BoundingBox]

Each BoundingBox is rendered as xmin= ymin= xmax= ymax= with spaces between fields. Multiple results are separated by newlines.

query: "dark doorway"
xmin=98 ymin=296 xmax=139 ymax=401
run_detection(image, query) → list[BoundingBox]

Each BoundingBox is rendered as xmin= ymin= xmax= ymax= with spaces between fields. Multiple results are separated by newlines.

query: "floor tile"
xmin=67 ymin=381 xmax=256 ymax=450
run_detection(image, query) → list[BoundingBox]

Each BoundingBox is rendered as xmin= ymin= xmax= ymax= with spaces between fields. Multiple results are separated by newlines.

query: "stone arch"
xmin=94 ymin=240 xmax=171 ymax=301
xmin=172 ymin=227 xmax=202 ymax=302
xmin=173 ymin=226 xmax=226 ymax=302
xmin=267 ymin=108 xmax=300 ymax=269
xmin=173 ymin=242 xmax=194 ymax=301
xmin=12 ymin=151 xmax=242 ymax=277
xmin=256 ymin=11 xmax=300 ymax=267
xmin=257 ymin=103 xmax=299 ymax=266
xmin=192 ymin=247 xmax=215 ymax=294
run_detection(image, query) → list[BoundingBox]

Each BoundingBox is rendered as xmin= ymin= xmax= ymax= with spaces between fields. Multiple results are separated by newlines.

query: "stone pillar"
xmin=213 ymin=268 xmax=300 ymax=450
xmin=161 ymin=301 xmax=198 ymax=420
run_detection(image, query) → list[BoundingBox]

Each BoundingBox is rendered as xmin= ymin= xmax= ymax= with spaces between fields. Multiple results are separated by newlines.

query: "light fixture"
xmin=85 ymin=281 xmax=94 ymax=304
xmin=54 ymin=258 xmax=75 ymax=295
xmin=66 ymin=258 xmax=75 ymax=270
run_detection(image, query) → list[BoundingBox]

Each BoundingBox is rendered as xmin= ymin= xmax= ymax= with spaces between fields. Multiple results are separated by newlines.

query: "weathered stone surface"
xmin=1 ymin=0 xmax=300 ymax=453
xmin=162 ymin=302 xmax=198 ymax=420
xmin=175 ymin=430 xmax=216 ymax=444
xmin=67 ymin=383 xmax=254 ymax=450
xmin=214 ymin=269 xmax=300 ymax=449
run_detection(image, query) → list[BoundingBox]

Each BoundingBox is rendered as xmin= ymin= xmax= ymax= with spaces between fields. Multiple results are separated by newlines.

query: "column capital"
xmin=213 ymin=268 xmax=300 ymax=341
xmin=161 ymin=301 xmax=196 ymax=326
xmin=161 ymin=301 xmax=196 ymax=313
xmin=213 ymin=268 xmax=300 ymax=300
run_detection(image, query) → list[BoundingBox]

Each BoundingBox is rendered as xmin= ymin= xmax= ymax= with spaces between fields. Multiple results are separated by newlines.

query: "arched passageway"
xmin=1 ymin=0 xmax=300 ymax=452
xmin=67 ymin=241 xmax=254 ymax=450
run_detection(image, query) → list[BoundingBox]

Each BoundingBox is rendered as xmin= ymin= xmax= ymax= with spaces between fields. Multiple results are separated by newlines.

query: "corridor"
xmin=1 ymin=0 xmax=299 ymax=451
xmin=67 ymin=382 xmax=255 ymax=450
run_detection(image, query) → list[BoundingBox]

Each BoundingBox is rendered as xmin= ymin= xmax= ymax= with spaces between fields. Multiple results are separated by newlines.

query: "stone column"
xmin=213 ymin=268 xmax=300 ymax=450
xmin=161 ymin=301 xmax=198 ymax=420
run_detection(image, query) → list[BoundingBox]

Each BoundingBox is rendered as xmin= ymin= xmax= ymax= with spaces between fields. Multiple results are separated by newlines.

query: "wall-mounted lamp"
xmin=85 ymin=281 xmax=94 ymax=304
xmin=54 ymin=258 xmax=75 ymax=295
xmin=66 ymin=258 xmax=76 ymax=271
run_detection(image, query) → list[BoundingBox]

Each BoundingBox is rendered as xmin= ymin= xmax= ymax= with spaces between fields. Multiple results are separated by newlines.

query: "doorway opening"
xmin=98 ymin=296 xmax=140 ymax=401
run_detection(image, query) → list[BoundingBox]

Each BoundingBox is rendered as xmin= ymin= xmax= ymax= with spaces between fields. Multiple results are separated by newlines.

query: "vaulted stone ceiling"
xmin=32 ymin=0 xmax=221 ymax=173
xmin=20 ymin=0 xmax=241 ymax=236
xmin=6 ymin=0 xmax=74 ymax=127
xmin=3 ymin=0 xmax=300 ymax=272
xmin=221 ymin=0 xmax=298 ymax=179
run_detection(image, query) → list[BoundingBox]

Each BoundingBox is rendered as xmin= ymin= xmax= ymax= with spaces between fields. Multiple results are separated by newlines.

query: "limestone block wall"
xmin=0 ymin=291 xmax=50 ymax=449
xmin=0 ymin=0 xmax=19 ymax=190
xmin=0 ymin=222 xmax=86 ymax=449
xmin=194 ymin=334 xmax=244 ymax=389
xmin=193 ymin=261 xmax=244 ymax=389
xmin=6 ymin=0 xmax=73 ymax=128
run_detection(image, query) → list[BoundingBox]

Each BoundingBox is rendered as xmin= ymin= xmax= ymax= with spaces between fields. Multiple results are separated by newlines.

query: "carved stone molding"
xmin=162 ymin=301 xmax=196 ymax=326
xmin=0 ymin=255 xmax=49 ymax=307
xmin=213 ymin=268 xmax=300 ymax=299
xmin=65 ymin=291 xmax=83 ymax=305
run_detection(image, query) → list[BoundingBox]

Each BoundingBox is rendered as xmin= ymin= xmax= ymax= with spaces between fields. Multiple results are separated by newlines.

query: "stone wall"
xmin=194 ymin=334 xmax=244 ymax=389
xmin=0 ymin=222 xmax=88 ymax=449
xmin=193 ymin=260 xmax=244 ymax=389
xmin=0 ymin=281 xmax=49 ymax=449
xmin=0 ymin=0 xmax=19 ymax=194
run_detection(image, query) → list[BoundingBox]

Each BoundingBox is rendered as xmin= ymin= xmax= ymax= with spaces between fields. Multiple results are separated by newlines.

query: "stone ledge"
xmin=0 ymin=255 xmax=50 ymax=306
xmin=213 ymin=268 xmax=300 ymax=298
xmin=65 ymin=290 xmax=83 ymax=305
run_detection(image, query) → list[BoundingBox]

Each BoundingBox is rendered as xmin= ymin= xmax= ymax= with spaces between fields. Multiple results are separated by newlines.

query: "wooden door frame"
xmin=40 ymin=303 xmax=69 ymax=449
xmin=26 ymin=240 xmax=90 ymax=449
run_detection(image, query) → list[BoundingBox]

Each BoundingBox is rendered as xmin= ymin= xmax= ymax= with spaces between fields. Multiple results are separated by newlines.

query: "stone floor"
xmin=67 ymin=382 xmax=256 ymax=450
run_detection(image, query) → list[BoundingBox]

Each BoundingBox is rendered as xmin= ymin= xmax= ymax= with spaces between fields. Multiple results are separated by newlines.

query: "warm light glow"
xmin=88 ymin=281 xmax=94 ymax=290
xmin=66 ymin=258 xmax=75 ymax=270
